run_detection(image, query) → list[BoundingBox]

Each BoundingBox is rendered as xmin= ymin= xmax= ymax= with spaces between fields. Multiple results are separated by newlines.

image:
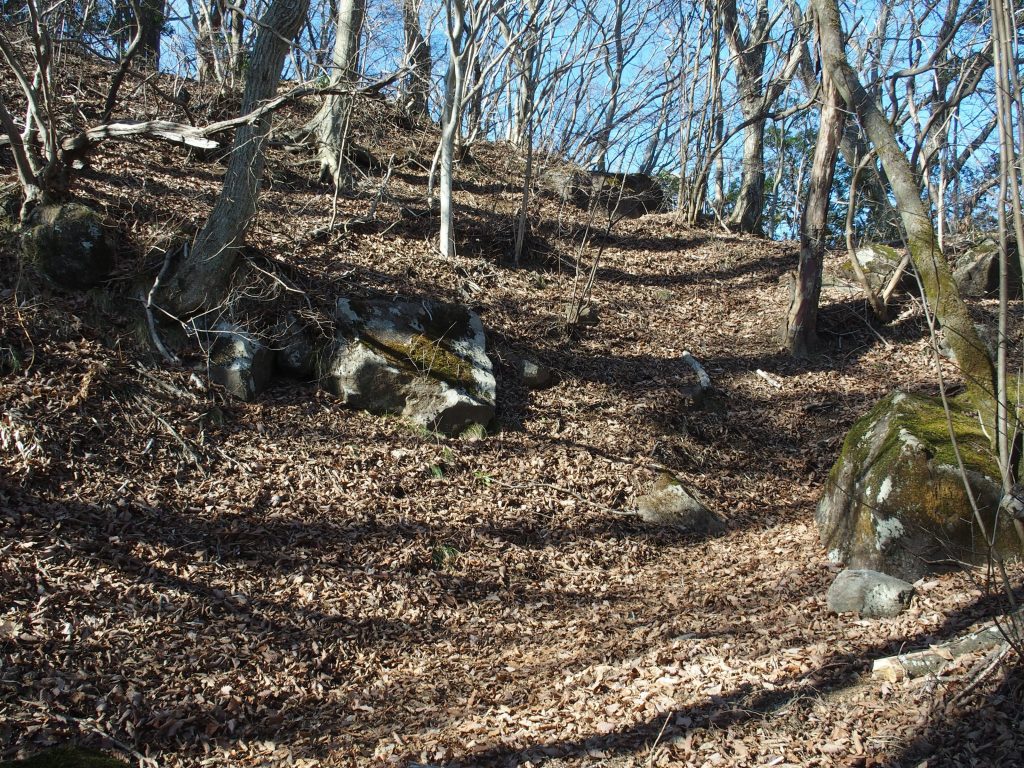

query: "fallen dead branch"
xmin=58 ymin=71 xmax=405 ymax=154
xmin=872 ymin=611 xmax=1022 ymax=681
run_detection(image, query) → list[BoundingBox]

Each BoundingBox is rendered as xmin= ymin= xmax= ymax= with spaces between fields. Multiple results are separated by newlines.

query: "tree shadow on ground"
xmin=881 ymin=658 xmax=1024 ymax=767
xmin=0 ymin=484 xmax=655 ymax=762
xmin=441 ymin=591 xmax=1023 ymax=767
xmin=594 ymin=249 xmax=794 ymax=289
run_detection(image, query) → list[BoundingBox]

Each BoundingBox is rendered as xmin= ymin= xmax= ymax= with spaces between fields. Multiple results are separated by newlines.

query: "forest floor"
xmin=1 ymin=82 xmax=1023 ymax=768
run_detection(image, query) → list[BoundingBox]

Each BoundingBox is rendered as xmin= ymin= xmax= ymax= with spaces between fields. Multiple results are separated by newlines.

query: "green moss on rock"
xmin=818 ymin=390 xmax=1021 ymax=580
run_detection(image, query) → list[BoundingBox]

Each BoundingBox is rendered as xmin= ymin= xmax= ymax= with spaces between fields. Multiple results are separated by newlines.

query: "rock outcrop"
xmin=818 ymin=390 xmax=1022 ymax=581
xmin=951 ymin=236 xmax=1021 ymax=298
xmin=21 ymin=204 xmax=115 ymax=289
xmin=321 ymin=297 xmax=495 ymax=436
xmin=539 ymin=167 xmax=664 ymax=220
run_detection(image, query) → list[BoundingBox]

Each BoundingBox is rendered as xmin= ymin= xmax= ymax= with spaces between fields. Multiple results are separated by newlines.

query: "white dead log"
xmin=681 ymin=350 xmax=712 ymax=391
xmin=872 ymin=614 xmax=1021 ymax=682
xmin=56 ymin=71 xmax=405 ymax=154
xmin=62 ymin=120 xmax=220 ymax=151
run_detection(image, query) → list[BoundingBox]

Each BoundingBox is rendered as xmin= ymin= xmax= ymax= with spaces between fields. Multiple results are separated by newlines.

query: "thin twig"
xmin=145 ymin=244 xmax=181 ymax=365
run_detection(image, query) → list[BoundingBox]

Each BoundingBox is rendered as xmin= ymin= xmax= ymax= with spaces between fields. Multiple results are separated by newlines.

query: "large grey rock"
xmin=634 ymin=472 xmax=725 ymax=534
xmin=818 ymin=390 xmax=1022 ymax=581
xmin=538 ymin=167 xmax=590 ymax=207
xmin=321 ymin=297 xmax=495 ymax=436
xmin=951 ymin=237 xmax=1021 ymax=298
xmin=21 ymin=204 xmax=115 ymax=288
xmin=539 ymin=167 xmax=664 ymax=220
xmin=208 ymin=325 xmax=273 ymax=401
xmin=827 ymin=569 xmax=915 ymax=618
xmin=587 ymin=171 xmax=665 ymax=219
xmin=837 ymin=243 xmax=911 ymax=294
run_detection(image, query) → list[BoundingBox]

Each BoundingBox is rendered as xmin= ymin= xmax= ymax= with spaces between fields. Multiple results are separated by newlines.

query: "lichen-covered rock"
xmin=0 ymin=747 xmax=128 ymax=767
xmin=827 ymin=569 xmax=915 ymax=618
xmin=208 ymin=325 xmax=273 ymax=401
xmin=321 ymin=297 xmax=495 ymax=436
xmin=837 ymin=242 xmax=911 ymax=294
xmin=634 ymin=472 xmax=725 ymax=534
xmin=818 ymin=390 xmax=1022 ymax=581
xmin=21 ymin=204 xmax=115 ymax=288
xmin=951 ymin=236 xmax=1021 ymax=298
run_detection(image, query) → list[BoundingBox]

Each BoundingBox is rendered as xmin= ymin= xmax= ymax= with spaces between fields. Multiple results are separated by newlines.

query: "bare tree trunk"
xmin=226 ymin=0 xmax=246 ymax=84
xmin=135 ymin=0 xmax=165 ymax=66
xmin=731 ymin=95 xmax=766 ymax=232
xmin=161 ymin=0 xmax=309 ymax=318
xmin=438 ymin=0 xmax=469 ymax=259
xmin=991 ymin=0 xmax=1024 ymax=517
xmin=593 ymin=0 xmax=626 ymax=172
xmin=783 ymin=62 xmax=844 ymax=357
xmin=0 ymin=1 xmax=65 ymax=217
xmin=306 ymin=0 xmax=365 ymax=185
xmin=402 ymin=0 xmax=431 ymax=116
xmin=812 ymin=0 xmax=997 ymax=428
xmin=195 ymin=0 xmax=225 ymax=86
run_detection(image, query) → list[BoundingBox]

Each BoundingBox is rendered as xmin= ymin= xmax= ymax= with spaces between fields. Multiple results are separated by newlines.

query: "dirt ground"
xmin=1 ymin=83 xmax=1023 ymax=768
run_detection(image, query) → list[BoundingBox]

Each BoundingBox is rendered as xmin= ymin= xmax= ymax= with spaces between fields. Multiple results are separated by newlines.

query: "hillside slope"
xmin=1 ymin=81 xmax=1022 ymax=767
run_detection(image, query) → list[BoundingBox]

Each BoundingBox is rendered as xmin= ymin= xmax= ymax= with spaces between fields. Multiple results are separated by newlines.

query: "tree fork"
xmin=159 ymin=0 xmax=310 ymax=319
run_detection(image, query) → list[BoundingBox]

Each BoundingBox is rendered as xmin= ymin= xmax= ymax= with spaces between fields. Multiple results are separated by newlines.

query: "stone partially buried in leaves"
xmin=322 ymin=297 xmax=496 ymax=436
xmin=208 ymin=325 xmax=273 ymax=401
xmin=827 ymin=568 xmax=914 ymax=618
xmin=635 ymin=472 xmax=725 ymax=534
xmin=519 ymin=356 xmax=553 ymax=389
xmin=817 ymin=390 xmax=1022 ymax=581
xmin=21 ymin=204 xmax=115 ymax=288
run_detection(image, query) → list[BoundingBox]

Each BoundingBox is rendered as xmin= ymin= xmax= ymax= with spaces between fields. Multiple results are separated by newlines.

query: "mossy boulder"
xmin=837 ymin=243 xmax=911 ymax=294
xmin=321 ymin=297 xmax=495 ymax=436
xmin=0 ymin=747 xmax=128 ymax=767
xmin=818 ymin=390 xmax=1022 ymax=581
xmin=20 ymin=204 xmax=115 ymax=288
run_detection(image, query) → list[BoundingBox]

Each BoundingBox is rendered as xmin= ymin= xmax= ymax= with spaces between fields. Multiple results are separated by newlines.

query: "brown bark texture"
xmin=161 ymin=0 xmax=310 ymax=318
xmin=784 ymin=66 xmax=845 ymax=357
